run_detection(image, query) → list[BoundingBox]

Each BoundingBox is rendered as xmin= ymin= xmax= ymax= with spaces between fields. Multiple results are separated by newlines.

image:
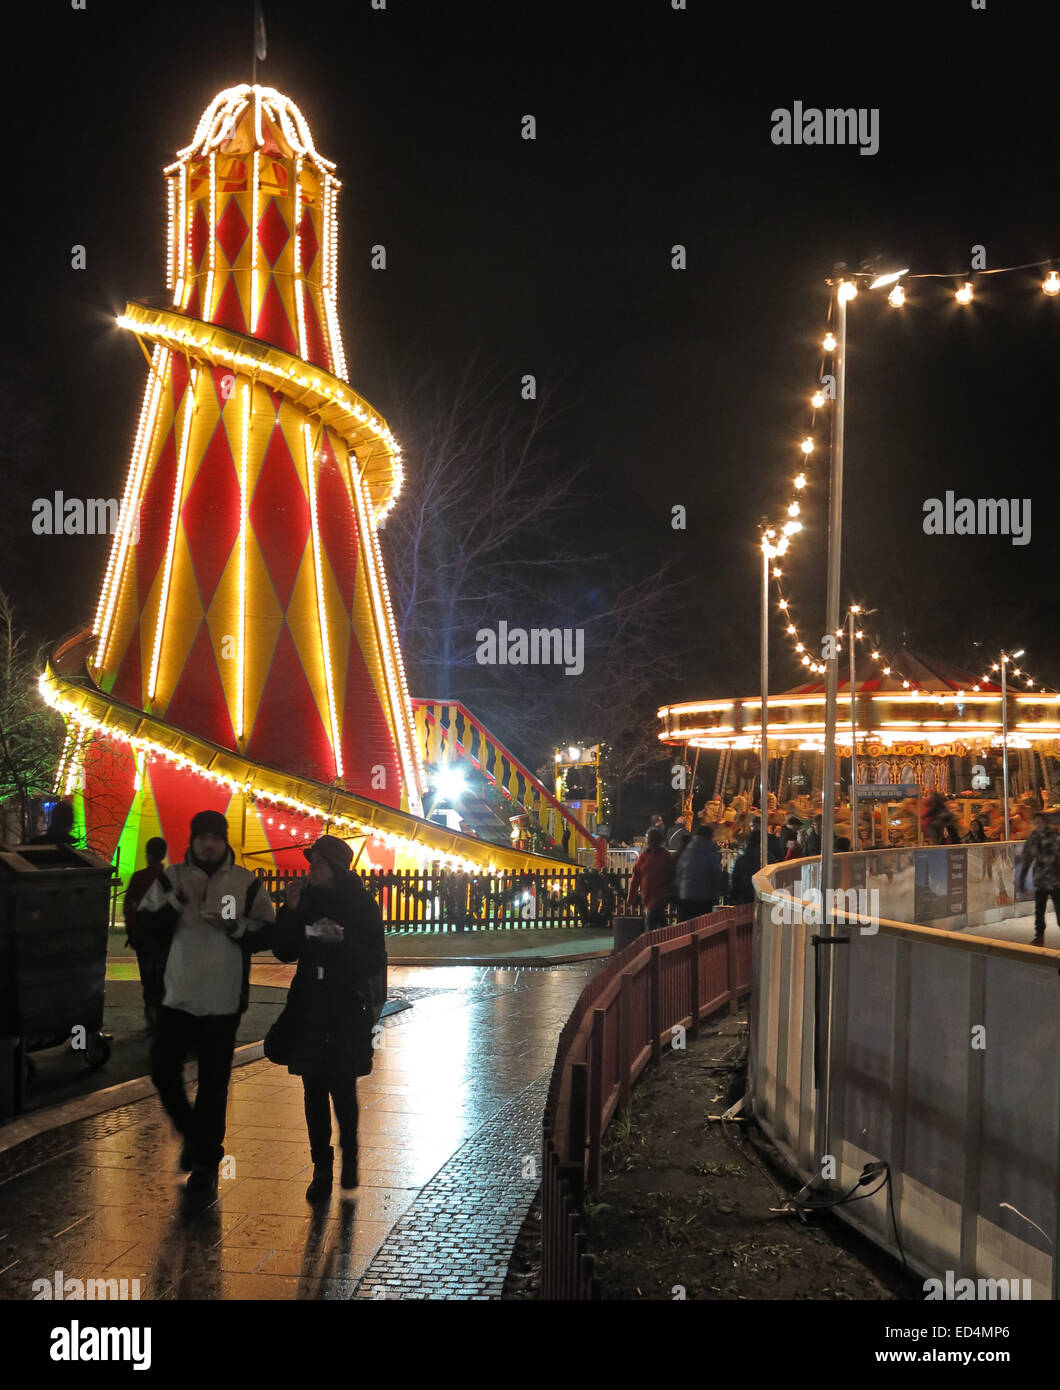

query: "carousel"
xmin=658 ymin=647 xmax=1060 ymax=844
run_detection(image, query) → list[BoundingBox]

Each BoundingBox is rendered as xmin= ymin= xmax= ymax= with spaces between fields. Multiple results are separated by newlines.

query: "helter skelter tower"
xmin=42 ymin=85 xmax=476 ymax=874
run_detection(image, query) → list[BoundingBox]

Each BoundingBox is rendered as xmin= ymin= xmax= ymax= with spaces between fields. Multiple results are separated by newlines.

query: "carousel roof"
xmin=783 ymin=646 xmax=1002 ymax=697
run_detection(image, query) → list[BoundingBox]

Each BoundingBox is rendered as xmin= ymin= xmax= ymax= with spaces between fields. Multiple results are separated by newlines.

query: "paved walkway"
xmin=0 ymin=961 xmax=601 ymax=1300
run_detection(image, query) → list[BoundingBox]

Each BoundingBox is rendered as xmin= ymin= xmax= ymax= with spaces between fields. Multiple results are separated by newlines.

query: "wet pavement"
xmin=0 ymin=961 xmax=602 ymax=1300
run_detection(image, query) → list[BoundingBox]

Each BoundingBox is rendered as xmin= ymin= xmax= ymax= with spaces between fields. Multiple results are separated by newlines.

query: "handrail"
xmin=753 ymin=851 xmax=1060 ymax=968
xmin=411 ymin=699 xmax=600 ymax=858
xmin=541 ymin=905 xmax=753 ymax=1299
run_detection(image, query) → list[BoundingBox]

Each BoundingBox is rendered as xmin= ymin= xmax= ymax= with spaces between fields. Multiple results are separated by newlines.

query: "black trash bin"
xmin=0 ymin=843 xmax=116 ymax=1116
xmin=612 ymin=914 xmax=646 ymax=953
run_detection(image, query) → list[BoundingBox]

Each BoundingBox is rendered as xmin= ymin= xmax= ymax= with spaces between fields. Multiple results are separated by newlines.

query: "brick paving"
xmin=354 ymin=1075 xmax=549 ymax=1299
xmin=0 ymin=961 xmax=601 ymax=1300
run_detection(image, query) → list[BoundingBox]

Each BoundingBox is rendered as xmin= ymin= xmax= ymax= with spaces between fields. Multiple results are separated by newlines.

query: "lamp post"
xmin=848 ymin=606 xmax=860 ymax=847
xmin=820 ymin=270 xmax=906 ymax=887
xmin=997 ymin=648 xmax=1023 ymax=843
xmin=846 ymin=605 xmax=875 ymax=849
xmin=819 ymin=278 xmax=853 ymax=917
xmin=815 ymin=269 xmax=904 ymax=1185
xmin=761 ymin=536 xmax=770 ymax=870
xmin=760 ymin=527 xmax=790 ymax=868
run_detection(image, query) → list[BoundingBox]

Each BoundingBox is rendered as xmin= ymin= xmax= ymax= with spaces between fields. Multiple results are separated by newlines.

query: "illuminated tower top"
xmin=90 ymin=84 xmax=423 ymax=812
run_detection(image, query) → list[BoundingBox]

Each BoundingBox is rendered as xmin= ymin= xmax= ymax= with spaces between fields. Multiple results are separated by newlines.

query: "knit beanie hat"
xmin=190 ymin=809 xmax=229 ymax=841
xmin=304 ymin=834 xmax=354 ymax=872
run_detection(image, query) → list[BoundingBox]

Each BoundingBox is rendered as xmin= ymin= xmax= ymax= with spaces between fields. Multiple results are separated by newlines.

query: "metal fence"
xmin=541 ymin=905 xmax=754 ymax=1298
xmin=256 ymin=866 xmax=633 ymax=932
xmin=753 ymin=846 xmax=1060 ymax=1300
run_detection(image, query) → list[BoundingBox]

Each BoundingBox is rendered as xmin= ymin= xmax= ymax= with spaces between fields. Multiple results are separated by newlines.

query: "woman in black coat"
xmin=268 ymin=836 xmax=386 ymax=1201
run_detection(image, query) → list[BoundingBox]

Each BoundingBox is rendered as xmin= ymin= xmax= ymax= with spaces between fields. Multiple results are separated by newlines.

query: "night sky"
xmin=4 ymin=0 xmax=1059 ymax=717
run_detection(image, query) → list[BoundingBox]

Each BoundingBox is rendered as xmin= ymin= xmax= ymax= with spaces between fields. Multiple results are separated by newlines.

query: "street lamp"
xmin=816 ymin=269 xmax=901 ymax=1186
xmin=996 ymin=649 xmax=1024 ymax=843
xmin=760 ymin=528 xmax=789 ymax=868
xmin=820 ymin=272 xmax=904 ymax=906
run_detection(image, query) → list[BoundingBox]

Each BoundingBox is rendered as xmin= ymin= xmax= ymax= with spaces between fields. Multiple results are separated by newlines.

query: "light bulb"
xmin=823 ymin=331 xmax=837 ymax=352
xmin=773 ymin=565 xmax=783 ymax=576
xmin=777 ymin=537 xmax=790 ymax=553
xmin=801 ymin=655 xmax=811 ymax=666
xmin=778 ymin=599 xmax=788 ymax=610
xmin=882 ymin=667 xmax=891 ymax=675
xmin=902 ymin=680 xmax=909 ymax=688
xmin=811 ymin=389 xmax=826 ymax=409
xmin=837 ymin=280 xmax=858 ymax=303
xmin=955 ymin=281 xmax=974 ymax=305
xmin=786 ymin=624 xmax=796 ymax=635
xmin=801 ymin=437 xmax=814 ymax=455
xmin=887 ymin=284 xmax=905 ymax=308
xmin=795 ymin=642 xmax=804 ymax=653
xmin=855 ymin=630 xmax=864 ymax=639
xmin=794 ymin=473 xmax=806 ymax=489
xmin=787 ymin=502 xmax=800 ymax=517
xmin=1043 ymin=270 xmax=1060 ymax=296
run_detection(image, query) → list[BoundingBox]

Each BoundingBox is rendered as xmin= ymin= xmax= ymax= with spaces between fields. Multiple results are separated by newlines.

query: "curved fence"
xmin=540 ymin=906 xmax=753 ymax=1298
xmin=752 ymin=843 xmax=1060 ymax=1300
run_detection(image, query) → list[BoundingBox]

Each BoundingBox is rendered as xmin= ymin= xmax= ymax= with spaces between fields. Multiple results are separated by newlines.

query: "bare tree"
xmin=0 ymin=591 xmax=67 ymax=842
xmin=380 ymin=353 xmax=592 ymax=697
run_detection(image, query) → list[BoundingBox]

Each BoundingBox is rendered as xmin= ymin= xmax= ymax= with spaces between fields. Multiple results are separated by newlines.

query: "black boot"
xmin=306 ymin=1147 xmax=334 ymax=1201
xmin=340 ymin=1146 xmax=358 ymax=1190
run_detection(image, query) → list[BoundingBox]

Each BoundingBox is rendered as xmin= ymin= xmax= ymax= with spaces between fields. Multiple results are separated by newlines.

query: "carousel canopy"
xmin=657 ymin=647 xmax=1060 ymax=757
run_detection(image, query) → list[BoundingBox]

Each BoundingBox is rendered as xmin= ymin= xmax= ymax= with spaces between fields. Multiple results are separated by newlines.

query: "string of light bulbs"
xmin=760 ymin=254 xmax=1060 ymax=688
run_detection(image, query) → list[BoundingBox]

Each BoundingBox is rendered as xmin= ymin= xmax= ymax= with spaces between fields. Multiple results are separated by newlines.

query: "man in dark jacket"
xmin=136 ymin=810 xmax=275 ymax=1193
xmin=674 ymin=823 xmax=726 ymax=920
xmin=123 ymin=837 xmax=168 ymax=1029
xmin=729 ymin=830 xmax=783 ymax=904
xmin=270 ymin=835 xmax=386 ymax=1200
xmin=1017 ymin=812 xmax=1060 ymax=946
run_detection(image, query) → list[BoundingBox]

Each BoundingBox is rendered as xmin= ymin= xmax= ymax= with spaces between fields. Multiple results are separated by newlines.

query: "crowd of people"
xmin=624 ymin=788 xmax=1060 ymax=940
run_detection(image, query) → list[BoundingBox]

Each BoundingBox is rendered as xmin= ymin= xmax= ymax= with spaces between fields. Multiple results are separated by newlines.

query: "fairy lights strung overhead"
xmin=976 ymin=650 xmax=1058 ymax=696
xmin=759 ymin=252 xmax=1059 ymax=689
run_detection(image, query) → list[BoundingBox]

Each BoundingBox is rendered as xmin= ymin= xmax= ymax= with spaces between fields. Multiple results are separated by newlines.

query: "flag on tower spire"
xmin=253 ymin=3 xmax=267 ymax=74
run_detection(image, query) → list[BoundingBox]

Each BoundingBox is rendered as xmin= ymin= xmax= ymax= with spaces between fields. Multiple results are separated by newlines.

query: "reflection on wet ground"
xmin=0 ymin=962 xmax=601 ymax=1300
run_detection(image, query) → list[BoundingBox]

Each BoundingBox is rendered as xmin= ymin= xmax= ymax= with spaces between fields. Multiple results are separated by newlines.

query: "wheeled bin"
xmin=0 ymin=843 xmax=115 ymax=1116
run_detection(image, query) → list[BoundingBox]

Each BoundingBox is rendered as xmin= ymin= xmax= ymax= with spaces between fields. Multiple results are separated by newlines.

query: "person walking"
xmin=1017 ymin=812 xmax=1060 ymax=946
xmin=729 ymin=829 xmax=783 ymax=904
xmin=266 ymin=836 xmax=386 ymax=1201
xmin=626 ymin=827 xmax=672 ymax=929
xmin=674 ymin=823 xmax=726 ymax=920
xmin=123 ymin=837 xmax=168 ymax=1029
xmin=136 ymin=810 xmax=276 ymax=1193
